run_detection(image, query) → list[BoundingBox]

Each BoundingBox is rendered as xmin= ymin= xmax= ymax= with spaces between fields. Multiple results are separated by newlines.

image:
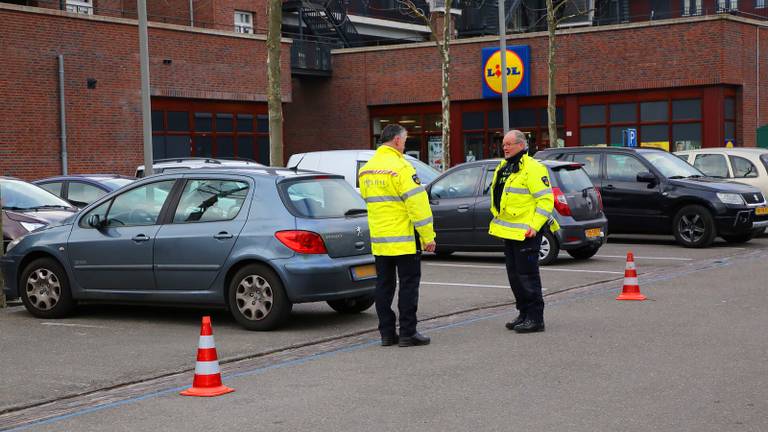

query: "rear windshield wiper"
xmin=344 ymin=208 xmax=368 ymax=216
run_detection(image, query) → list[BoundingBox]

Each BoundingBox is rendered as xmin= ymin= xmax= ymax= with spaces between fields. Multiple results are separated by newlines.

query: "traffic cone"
xmin=180 ymin=316 xmax=235 ymax=397
xmin=616 ymin=252 xmax=646 ymax=301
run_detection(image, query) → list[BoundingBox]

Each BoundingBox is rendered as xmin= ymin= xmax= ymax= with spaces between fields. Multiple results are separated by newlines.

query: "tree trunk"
xmin=267 ymin=0 xmax=284 ymax=166
xmin=440 ymin=0 xmax=452 ymax=170
xmin=546 ymin=0 xmax=558 ymax=148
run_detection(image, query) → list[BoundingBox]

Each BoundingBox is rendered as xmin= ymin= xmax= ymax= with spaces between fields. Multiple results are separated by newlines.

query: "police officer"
xmin=489 ymin=130 xmax=558 ymax=333
xmin=359 ymin=124 xmax=437 ymax=347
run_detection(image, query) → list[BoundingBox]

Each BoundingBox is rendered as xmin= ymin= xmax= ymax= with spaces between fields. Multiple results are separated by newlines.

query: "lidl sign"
xmin=482 ymin=46 xmax=530 ymax=99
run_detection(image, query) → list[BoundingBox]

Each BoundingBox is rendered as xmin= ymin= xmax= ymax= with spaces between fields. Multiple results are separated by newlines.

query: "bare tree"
xmin=399 ymin=0 xmax=454 ymax=170
xmin=545 ymin=0 xmax=593 ymax=148
xmin=266 ymin=0 xmax=284 ymax=166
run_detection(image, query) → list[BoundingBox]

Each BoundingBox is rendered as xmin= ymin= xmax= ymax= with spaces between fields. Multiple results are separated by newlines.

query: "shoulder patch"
xmin=541 ymin=176 xmax=550 ymax=187
xmin=412 ymin=174 xmax=421 ymax=185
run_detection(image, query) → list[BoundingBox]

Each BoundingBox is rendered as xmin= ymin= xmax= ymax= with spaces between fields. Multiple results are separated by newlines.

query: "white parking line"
xmin=425 ymin=262 xmax=623 ymax=275
xmin=595 ymin=255 xmax=693 ymax=261
xmin=41 ymin=322 xmax=113 ymax=329
xmin=421 ymin=281 xmax=548 ymax=291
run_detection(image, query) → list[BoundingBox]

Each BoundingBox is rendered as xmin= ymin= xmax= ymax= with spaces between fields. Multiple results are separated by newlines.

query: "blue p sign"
xmin=624 ymin=128 xmax=637 ymax=148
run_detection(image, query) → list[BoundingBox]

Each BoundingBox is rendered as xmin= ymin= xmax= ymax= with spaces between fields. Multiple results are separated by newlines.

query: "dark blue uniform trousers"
xmin=504 ymin=233 xmax=545 ymax=323
xmin=373 ymin=253 xmax=421 ymax=338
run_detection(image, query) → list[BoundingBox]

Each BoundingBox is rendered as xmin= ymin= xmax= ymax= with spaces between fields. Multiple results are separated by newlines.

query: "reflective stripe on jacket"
xmin=358 ymin=145 xmax=436 ymax=256
xmin=488 ymin=154 xmax=559 ymax=241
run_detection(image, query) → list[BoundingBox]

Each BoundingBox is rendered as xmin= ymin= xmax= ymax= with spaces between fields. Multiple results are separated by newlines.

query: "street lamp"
xmin=138 ymin=0 xmax=154 ymax=176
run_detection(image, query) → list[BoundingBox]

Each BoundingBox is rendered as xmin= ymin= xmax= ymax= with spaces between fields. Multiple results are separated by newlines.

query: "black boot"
xmin=505 ymin=315 xmax=525 ymax=330
xmin=399 ymin=332 xmax=431 ymax=347
xmin=381 ymin=334 xmax=399 ymax=347
xmin=513 ymin=319 xmax=545 ymax=333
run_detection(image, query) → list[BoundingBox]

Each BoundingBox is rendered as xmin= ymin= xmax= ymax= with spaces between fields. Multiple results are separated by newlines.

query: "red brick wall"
xmin=0 ymin=5 xmax=290 ymax=180
xmin=285 ymin=17 xmax=764 ymax=156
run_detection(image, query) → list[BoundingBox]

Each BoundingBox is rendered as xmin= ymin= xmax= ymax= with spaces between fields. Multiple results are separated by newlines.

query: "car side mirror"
xmin=87 ymin=214 xmax=104 ymax=228
xmin=637 ymin=172 xmax=657 ymax=183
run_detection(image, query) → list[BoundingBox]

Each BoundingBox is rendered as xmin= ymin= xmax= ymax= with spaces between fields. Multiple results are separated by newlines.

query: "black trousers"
xmin=504 ymin=234 xmax=545 ymax=323
xmin=374 ymin=253 xmax=421 ymax=338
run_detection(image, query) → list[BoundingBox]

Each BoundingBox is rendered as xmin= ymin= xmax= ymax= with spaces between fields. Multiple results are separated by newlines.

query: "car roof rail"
xmin=152 ymin=157 xmax=222 ymax=164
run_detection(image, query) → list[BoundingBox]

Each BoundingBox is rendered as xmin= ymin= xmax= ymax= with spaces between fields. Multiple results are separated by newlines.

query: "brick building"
xmin=0 ymin=0 xmax=767 ymax=179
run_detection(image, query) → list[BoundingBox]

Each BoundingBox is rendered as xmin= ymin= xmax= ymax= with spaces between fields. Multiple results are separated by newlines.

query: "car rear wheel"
xmin=20 ymin=258 xmax=75 ymax=319
xmin=538 ymin=230 xmax=559 ymax=266
xmin=567 ymin=244 xmax=601 ymax=260
xmin=672 ymin=205 xmax=716 ymax=248
xmin=228 ymin=263 xmax=291 ymax=331
xmin=721 ymin=231 xmax=756 ymax=243
xmin=327 ymin=295 xmax=375 ymax=314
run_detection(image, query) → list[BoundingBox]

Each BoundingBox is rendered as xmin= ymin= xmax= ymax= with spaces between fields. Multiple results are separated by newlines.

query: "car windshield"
xmin=409 ymin=158 xmax=440 ymax=185
xmin=99 ymin=178 xmax=135 ymax=190
xmin=281 ymin=177 xmax=367 ymax=218
xmin=640 ymin=150 xmax=704 ymax=178
xmin=0 ymin=179 xmax=74 ymax=210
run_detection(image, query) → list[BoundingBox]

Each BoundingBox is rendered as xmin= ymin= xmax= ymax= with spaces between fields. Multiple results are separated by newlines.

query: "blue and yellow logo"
xmin=482 ymin=46 xmax=530 ymax=99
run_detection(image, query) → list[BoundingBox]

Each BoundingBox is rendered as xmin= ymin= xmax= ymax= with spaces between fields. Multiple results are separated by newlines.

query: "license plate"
xmin=585 ymin=228 xmax=603 ymax=238
xmin=756 ymin=207 xmax=768 ymax=216
xmin=351 ymin=264 xmax=377 ymax=280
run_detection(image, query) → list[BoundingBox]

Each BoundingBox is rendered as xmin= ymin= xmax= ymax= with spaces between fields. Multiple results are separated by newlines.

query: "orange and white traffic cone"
xmin=616 ymin=252 xmax=646 ymax=301
xmin=181 ymin=316 xmax=235 ymax=397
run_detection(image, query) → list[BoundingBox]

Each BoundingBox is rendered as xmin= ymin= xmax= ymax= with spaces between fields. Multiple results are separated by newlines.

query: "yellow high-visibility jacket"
xmin=489 ymin=154 xmax=559 ymax=241
xmin=358 ymin=145 xmax=436 ymax=256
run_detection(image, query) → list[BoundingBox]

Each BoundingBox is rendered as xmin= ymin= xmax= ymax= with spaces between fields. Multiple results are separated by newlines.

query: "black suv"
xmin=536 ymin=147 xmax=768 ymax=248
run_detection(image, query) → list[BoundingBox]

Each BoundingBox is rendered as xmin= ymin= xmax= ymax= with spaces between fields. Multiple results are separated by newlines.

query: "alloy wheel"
xmin=678 ymin=213 xmax=706 ymax=244
xmin=235 ymin=275 xmax=274 ymax=321
xmin=25 ymin=268 xmax=61 ymax=311
xmin=539 ymin=236 xmax=551 ymax=260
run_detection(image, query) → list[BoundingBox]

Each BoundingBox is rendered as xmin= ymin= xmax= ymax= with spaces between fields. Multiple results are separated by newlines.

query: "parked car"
xmin=1 ymin=168 xmax=376 ymax=330
xmin=536 ymin=147 xmax=768 ymax=247
xmin=135 ymin=157 xmax=265 ymax=178
xmin=287 ymin=149 xmax=441 ymax=191
xmin=34 ymin=174 xmax=135 ymax=208
xmin=1 ymin=177 xmax=79 ymax=254
xmin=426 ymin=159 xmax=607 ymax=265
xmin=674 ymin=147 xmax=768 ymax=198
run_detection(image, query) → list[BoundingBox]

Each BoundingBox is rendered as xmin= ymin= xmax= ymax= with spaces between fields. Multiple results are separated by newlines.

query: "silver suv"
xmin=135 ymin=158 xmax=264 ymax=178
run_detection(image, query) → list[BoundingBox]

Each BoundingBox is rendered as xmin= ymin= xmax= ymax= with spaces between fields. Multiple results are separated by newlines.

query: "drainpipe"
xmin=58 ymin=54 xmax=68 ymax=175
xmin=757 ymin=27 xmax=760 ymax=135
xmin=189 ymin=0 xmax=194 ymax=26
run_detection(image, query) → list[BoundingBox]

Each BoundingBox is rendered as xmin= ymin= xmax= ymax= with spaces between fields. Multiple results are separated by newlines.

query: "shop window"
xmin=672 ymin=99 xmax=701 ymax=120
xmin=167 ymin=111 xmax=189 ymax=131
xmin=464 ymin=132 xmax=483 ymax=162
xmin=610 ymin=103 xmax=636 ymax=123
xmin=152 ymin=111 xmax=163 ymax=131
xmin=509 ymin=109 xmax=537 ymax=127
xmin=194 ymin=113 xmax=213 ymax=132
xmin=693 ymin=154 xmax=729 ymax=178
xmin=424 ymin=114 xmax=443 ymax=132
xmin=257 ymin=115 xmax=269 ymax=133
xmin=725 ymin=122 xmax=736 ymax=141
xmin=672 ymin=123 xmax=702 ymax=151
xmin=463 ymin=112 xmax=484 ymax=130
xmin=580 ymin=105 xmax=606 ymax=125
xmin=237 ymin=114 xmax=254 ymax=132
xmin=235 ymin=11 xmax=254 ymax=34
xmin=488 ymin=111 xmax=503 ymax=129
xmin=724 ymin=97 xmax=736 ymax=142
xmin=538 ymin=107 xmax=564 ymax=125
xmin=640 ymin=124 xmax=669 ymax=150
xmin=216 ymin=114 xmax=233 ymax=132
xmin=580 ymin=127 xmax=606 ymax=146
xmin=641 ymin=101 xmax=668 ymax=122
xmin=218 ymin=136 xmax=235 ymax=157
xmin=195 ymin=136 xmax=213 ymax=157
xmin=730 ymin=156 xmax=758 ymax=178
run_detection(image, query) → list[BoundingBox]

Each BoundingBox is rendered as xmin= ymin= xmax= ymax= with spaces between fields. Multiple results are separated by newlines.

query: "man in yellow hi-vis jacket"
xmin=489 ymin=130 xmax=558 ymax=333
xmin=359 ymin=124 xmax=436 ymax=347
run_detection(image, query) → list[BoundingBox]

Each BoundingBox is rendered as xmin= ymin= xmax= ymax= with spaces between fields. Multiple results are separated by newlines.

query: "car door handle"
xmin=604 ymin=184 xmax=616 ymax=190
xmin=457 ymin=204 xmax=470 ymax=212
xmin=214 ymin=232 xmax=234 ymax=240
xmin=354 ymin=241 xmax=365 ymax=249
xmin=132 ymin=234 xmax=150 ymax=242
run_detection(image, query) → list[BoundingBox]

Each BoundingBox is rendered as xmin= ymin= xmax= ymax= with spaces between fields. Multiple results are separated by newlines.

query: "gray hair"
xmin=511 ymin=130 xmax=527 ymax=146
xmin=380 ymin=124 xmax=407 ymax=144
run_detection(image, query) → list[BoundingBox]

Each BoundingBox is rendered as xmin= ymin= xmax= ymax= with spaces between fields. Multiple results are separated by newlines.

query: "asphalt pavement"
xmin=1 ymin=236 xmax=767 ymax=431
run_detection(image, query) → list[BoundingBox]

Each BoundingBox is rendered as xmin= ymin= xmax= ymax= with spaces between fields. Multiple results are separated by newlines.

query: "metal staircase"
xmin=284 ymin=0 xmax=361 ymax=48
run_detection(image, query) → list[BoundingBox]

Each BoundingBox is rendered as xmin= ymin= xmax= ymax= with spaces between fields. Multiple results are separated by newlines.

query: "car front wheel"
xmin=20 ymin=258 xmax=75 ymax=319
xmin=228 ymin=263 xmax=291 ymax=331
xmin=327 ymin=295 xmax=375 ymax=314
xmin=672 ymin=205 xmax=716 ymax=248
xmin=538 ymin=230 xmax=559 ymax=266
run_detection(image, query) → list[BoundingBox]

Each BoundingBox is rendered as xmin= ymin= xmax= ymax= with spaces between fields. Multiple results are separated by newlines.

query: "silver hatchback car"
xmin=1 ymin=168 xmax=376 ymax=330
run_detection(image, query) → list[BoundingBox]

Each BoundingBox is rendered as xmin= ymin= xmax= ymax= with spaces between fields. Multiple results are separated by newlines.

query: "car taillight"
xmin=552 ymin=187 xmax=571 ymax=216
xmin=275 ymin=230 xmax=328 ymax=254
xmin=594 ymin=188 xmax=604 ymax=210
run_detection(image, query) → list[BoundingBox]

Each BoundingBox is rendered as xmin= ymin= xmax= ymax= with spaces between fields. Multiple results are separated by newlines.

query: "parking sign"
xmin=623 ymin=128 xmax=637 ymax=148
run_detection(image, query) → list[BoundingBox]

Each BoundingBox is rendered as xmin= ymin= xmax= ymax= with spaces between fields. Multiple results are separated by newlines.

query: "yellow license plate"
xmin=585 ymin=228 xmax=603 ymax=238
xmin=756 ymin=207 xmax=768 ymax=216
xmin=351 ymin=264 xmax=377 ymax=280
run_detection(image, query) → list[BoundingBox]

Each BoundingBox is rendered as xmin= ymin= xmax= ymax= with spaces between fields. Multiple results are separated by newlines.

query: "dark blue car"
xmin=34 ymin=174 xmax=135 ymax=208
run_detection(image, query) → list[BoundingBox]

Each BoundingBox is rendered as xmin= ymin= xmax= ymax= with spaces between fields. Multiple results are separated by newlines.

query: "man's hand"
xmin=424 ymin=241 xmax=437 ymax=253
xmin=524 ymin=228 xmax=537 ymax=238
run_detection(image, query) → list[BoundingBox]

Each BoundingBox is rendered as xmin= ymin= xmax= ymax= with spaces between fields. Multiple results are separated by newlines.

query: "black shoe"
xmin=398 ymin=332 xmax=431 ymax=347
xmin=505 ymin=315 xmax=525 ymax=330
xmin=381 ymin=335 xmax=399 ymax=347
xmin=513 ymin=319 xmax=545 ymax=333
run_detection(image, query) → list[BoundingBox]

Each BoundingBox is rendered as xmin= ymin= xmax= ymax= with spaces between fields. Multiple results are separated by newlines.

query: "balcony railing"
xmin=290 ymin=39 xmax=335 ymax=76
xmin=342 ymin=0 xmax=429 ymax=24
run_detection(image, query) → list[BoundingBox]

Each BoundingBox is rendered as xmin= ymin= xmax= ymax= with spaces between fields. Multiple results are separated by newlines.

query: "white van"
xmin=287 ymin=150 xmax=441 ymax=191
